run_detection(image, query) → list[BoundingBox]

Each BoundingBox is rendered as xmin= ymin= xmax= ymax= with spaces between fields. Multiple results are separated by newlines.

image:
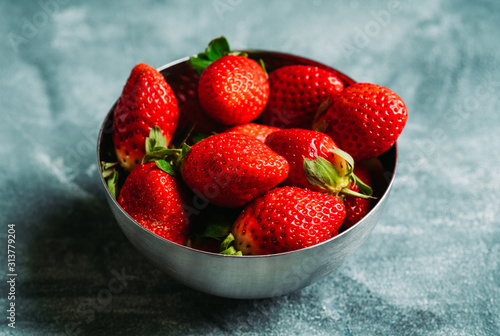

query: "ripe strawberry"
xmin=228 ymin=186 xmax=346 ymax=255
xmin=260 ymin=65 xmax=344 ymax=129
xmin=224 ymin=123 xmax=280 ymax=142
xmin=197 ymin=55 xmax=270 ymax=125
xmin=168 ymin=66 xmax=225 ymax=140
xmin=313 ymin=83 xmax=407 ymax=161
xmin=117 ymin=161 xmax=193 ymax=245
xmin=341 ymin=163 xmax=373 ymax=230
xmin=265 ymin=129 xmax=351 ymax=193
xmin=113 ymin=63 xmax=179 ymax=171
xmin=180 ymin=132 xmax=289 ymax=208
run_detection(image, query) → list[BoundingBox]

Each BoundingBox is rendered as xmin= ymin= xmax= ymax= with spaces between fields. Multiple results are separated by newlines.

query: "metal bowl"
xmin=97 ymin=51 xmax=397 ymax=299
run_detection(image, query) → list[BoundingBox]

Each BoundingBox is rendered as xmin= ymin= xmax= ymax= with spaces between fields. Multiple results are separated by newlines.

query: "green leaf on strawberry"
xmin=219 ymin=233 xmax=242 ymax=255
xmin=189 ymin=36 xmax=247 ymax=75
xmin=146 ymin=125 xmax=167 ymax=154
xmin=155 ymin=159 xmax=177 ymax=176
xmin=351 ymin=173 xmax=373 ymax=197
xmin=303 ymin=156 xmax=373 ymax=199
xmin=101 ymin=161 xmax=120 ymax=199
xmin=203 ymin=219 xmax=232 ymax=240
xmin=142 ymin=126 xmax=182 ymax=164
xmin=205 ymin=36 xmax=230 ymax=61
xmin=303 ymin=156 xmax=343 ymax=193
xmin=189 ymin=36 xmax=231 ymax=75
xmin=106 ymin=170 xmax=119 ymax=199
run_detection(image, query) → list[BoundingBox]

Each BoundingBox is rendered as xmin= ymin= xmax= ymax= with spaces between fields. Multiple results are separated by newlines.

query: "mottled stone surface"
xmin=1 ymin=0 xmax=499 ymax=335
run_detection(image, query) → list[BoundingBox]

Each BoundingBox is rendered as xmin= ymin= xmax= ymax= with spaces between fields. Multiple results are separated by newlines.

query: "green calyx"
xmin=202 ymin=214 xmax=232 ymax=240
xmin=101 ymin=126 xmax=189 ymax=198
xmin=303 ymin=149 xmax=373 ymax=199
xmin=101 ymin=161 xmax=120 ymax=199
xmin=196 ymin=216 xmax=242 ymax=255
xmin=142 ymin=126 xmax=188 ymax=175
xmin=189 ymin=35 xmax=247 ymax=75
xmin=303 ymin=156 xmax=350 ymax=195
xmin=219 ymin=233 xmax=242 ymax=256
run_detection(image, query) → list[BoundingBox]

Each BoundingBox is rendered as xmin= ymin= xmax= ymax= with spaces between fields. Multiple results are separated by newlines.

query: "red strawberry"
xmin=117 ymin=162 xmax=193 ymax=245
xmin=313 ymin=83 xmax=407 ymax=161
xmin=265 ymin=129 xmax=351 ymax=193
xmin=260 ymin=65 xmax=344 ymax=129
xmin=228 ymin=186 xmax=346 ymax=255
xmin=224 ymin=123 xmax=280 ymax=142
xmin=113 ymin=63 xmax=179 ymax=171
xmin=180 ymin=132 xmax=289 ymax=208
xmin=341 ymin=163 xmax=373 ymax=230
xmin=168 ymin=66 xmax=225 ymax=139
xmin=197 ymin=55 xmax=270 ymax=125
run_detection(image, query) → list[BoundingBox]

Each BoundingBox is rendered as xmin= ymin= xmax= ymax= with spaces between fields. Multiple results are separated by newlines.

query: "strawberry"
xmin=197 ymin=55 xmax=269 ymax=125
xmin=225 ymin=186 xmax=346 ymax=255
xmin=189 ymin=36 xmax=269 ymax=126
xmin=113 ymin=63 xmax=179 ymax=171
xmin=117 ymin=161 xmax=193 ymax=245
xmin=224 ymin=123 xmax=280 ymax=142
xmin=341 ymin=163 xmax=373 ymax=230
xmin=168 ymin=66 xmax=225 ymax=141
xmin=260 ymin=65 xmax=344 ymax=129
xmin=313 ymin=83 xmax=407 ymax=161
xmin=265 ymin=128 xmax=349 ymax=192
xmin=180 ymin=132 xmax=289 ymax=208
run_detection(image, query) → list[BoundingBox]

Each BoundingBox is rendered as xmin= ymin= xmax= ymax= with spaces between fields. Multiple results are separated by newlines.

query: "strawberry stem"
xmin=340 ymin=187 xmax=373 ymax=199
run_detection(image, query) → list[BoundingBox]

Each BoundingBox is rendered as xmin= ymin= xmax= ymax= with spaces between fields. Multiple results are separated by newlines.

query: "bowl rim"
xmin=96 ymin=50 xmax=398 ymax=259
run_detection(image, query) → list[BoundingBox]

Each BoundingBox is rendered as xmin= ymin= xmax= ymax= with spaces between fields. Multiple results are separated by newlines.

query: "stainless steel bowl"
xmin=97 ymin=51 xmax=397 ymax=299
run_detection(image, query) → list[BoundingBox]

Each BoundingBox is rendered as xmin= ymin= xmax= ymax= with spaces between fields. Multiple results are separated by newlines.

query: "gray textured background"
xmin=1 ymin=0 xmax=500 ymax=335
